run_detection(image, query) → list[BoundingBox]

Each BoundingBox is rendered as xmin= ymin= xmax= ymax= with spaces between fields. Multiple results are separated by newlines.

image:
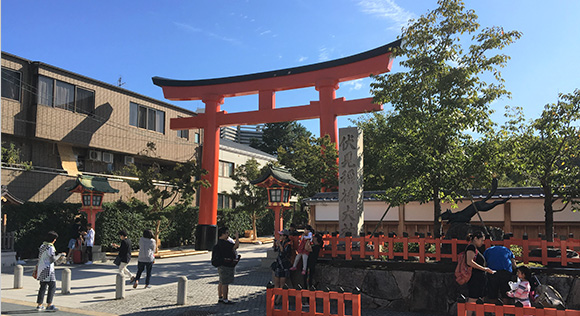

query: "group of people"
xmin=271 ymin=224 xmax=322 ymax=304
xmin=464 ymin=231 xmax=533 ymax=308
xmin=34 ymin=227 xmax=157 ymax=311
xmin=65 ymin=216 xmax=95 ymax=265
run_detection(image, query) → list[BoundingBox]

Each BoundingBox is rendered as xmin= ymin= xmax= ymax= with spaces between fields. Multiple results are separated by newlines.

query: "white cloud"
xmin=343 ymin=79 xmax=364 ymax=91
xmin=260 ymin=30 xmax=272 ymax=36
xmin=173 ymin=22 xmax=201 ymax=33
xmin=298 ymin=56 xmax=308 ymax=62
xmin=173 ymin=22 xmax=241 ymax=45
xmin=318 ymin=46 xmax=334 ymax=62
xmin=357 ymin=0 xmax=415 ymax=29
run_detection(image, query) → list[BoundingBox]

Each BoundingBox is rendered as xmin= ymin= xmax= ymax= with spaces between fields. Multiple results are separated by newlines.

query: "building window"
xmin=219 ymin=161 xmax=234 ymax=178
xmin=1 ymin=68 xmax=21 ymax=101
xmin=129 ymin=102 xmax=165 ymax=133
xmin=194 ymin=133 xmax=200 ymax=143
xmin=177 ymin=129 xmax=189 ymax=140
xmin=37 ymin=75 xmax=95 ymax=114
xmin=218 ymin=194 xmax=234 ymax=209
xmin=176 ymin=116 xmax=189 ymax=140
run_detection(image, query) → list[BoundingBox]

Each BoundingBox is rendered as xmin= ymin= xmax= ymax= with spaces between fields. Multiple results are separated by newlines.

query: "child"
xmin=290 ymin=225 xmax=313 ymax=275
xmin=507 ymin=265 xmax=532 ymax=307
xmin=36 ymin=231 xmax=66 ymax=311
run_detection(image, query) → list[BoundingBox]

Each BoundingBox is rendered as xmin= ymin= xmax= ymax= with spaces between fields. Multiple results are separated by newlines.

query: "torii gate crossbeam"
xmin=153 ymin=39 xmax=401 ymax=250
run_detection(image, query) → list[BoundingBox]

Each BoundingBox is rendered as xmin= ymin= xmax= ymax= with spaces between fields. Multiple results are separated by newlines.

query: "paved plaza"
xmin=1 ymin=243 xmax=436 ymax=316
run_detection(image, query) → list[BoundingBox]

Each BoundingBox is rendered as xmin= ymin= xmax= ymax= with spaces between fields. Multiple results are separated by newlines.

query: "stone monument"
xmin=338 ymin=127 xmax=364 ymax=236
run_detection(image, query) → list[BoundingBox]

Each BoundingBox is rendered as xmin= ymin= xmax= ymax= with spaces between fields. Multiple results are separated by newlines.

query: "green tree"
xmin=278 ymin=135 xmax=338 ymax=223
xmin=501 ymin=90 xmax=580 ymax=241
xmin=229 ymin=158 xmax=269 ymax=240
xmin=1 ymin=142 xmax=32 ymax=170
xmin=250 ymin=122 xmax=312 ymax=156
xmin=119 ymin=142 xmax=209 ymax=250
xmin=367 ymin=0 xmax=521 ymax=236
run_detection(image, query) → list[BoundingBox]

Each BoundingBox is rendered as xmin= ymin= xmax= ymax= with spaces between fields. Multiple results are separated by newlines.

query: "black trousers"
xmin=37 ymin=281 xmax=56 ymax=305
xmin=86 ymin=246 xmax=93 ymax=262
xmin=135 ymin=261 xmax=153 ymax=285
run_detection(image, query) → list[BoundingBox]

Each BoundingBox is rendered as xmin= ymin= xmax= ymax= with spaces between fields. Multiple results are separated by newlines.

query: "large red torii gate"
xmin=153 ymin=39 xmax=401 ymax=250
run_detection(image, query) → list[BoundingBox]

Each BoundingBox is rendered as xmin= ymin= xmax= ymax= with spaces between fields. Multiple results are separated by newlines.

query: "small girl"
xmin=289 ymin=226 xmax=312 ymax=275
xmin=507 ymin=265 xmax=532 ymax=307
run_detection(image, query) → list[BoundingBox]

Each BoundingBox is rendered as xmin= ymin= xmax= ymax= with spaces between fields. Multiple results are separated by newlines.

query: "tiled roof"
xmin=304 ymin=187 xmax=548 ymax=203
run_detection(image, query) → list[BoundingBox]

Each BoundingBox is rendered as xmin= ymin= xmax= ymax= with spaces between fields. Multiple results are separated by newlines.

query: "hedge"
xmin=3 ymin=200 xmax=289 ymax=258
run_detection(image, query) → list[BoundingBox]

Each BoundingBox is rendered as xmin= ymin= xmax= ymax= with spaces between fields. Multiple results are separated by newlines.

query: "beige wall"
xmin=217 ymin=145 xmax=276 ymax=194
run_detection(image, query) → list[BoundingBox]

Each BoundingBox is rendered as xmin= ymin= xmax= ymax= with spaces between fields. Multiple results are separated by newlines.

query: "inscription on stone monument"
xmin=338 ymin=127 xmax=364 ymax=236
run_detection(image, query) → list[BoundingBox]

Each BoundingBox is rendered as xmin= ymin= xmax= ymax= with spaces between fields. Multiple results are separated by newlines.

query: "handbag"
xmin=455 ymin=249 xmax=476 ymax=285
xmin=305 ymin=241 xmax=313 ymax=252
xmin=32 ymin=265 xmax=38 ymax=279
xmin=113 ymin=256 xmax=122 ymax=266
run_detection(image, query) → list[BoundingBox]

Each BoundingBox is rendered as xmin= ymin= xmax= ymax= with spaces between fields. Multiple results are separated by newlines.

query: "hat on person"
xmin=279 ymin=229 xmax=290 ymax=236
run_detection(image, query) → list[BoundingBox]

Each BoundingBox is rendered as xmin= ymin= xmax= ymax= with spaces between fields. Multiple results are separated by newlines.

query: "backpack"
xmin=455 ymin=249 xmax=476 ymax=285
xmin=211 ymin=244 xmax=224 ymax=267
xmin=533 ymin=284 xmax=565 ymax=309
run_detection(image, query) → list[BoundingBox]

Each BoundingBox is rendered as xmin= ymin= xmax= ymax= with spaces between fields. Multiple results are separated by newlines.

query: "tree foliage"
xmin=118 ymin=142 xmax=209 ymax=248
xmin=366 ymin=0 xmax=521 ymax=236
xmin=229 ymin=158 xmax=269 ymax=239
xmin=500 ymin=90 xmax=580 ymax=241
xmin=1 ymin=142 xmax=32 ymax=170
xmin=278 ymin=135 xmax=338 ymax=199
xmin=250 ymin=122 xmax=312 ymax=155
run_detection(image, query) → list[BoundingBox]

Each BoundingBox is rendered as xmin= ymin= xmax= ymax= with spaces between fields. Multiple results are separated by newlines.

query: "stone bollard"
xmin=115 ymin=273 xmax=125 ymax=300
xmin=14 ymin=265 xmax=23 ymax=289
xmin=177 ymin=276 xmax=188 ymax=305
xmin=62 ymin=268 xmax=71 ymax=294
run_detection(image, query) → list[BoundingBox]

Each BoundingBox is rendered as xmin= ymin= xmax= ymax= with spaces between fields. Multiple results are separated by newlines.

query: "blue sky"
xmin=2 ymin=0 xmax=579 ymax=137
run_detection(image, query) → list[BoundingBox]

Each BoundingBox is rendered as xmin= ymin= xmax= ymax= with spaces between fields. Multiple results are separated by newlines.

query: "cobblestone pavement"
xmin=2 ymin=243 xmax=441 ymax=316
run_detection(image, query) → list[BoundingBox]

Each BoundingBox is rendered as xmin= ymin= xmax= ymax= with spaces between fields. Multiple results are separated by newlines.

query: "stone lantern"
xmin=251 ymin=166 xmax=306 ymax=238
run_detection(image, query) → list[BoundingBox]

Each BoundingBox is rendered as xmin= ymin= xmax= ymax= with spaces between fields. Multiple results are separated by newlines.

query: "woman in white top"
xmin=133 ymin=229 xmax=156 ymax=289
xmin=36 ymin=231 xmax=66 ymax=311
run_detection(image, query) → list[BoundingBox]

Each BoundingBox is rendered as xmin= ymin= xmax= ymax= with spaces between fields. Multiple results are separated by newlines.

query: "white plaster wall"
xmin=218 ymin=147 xmax=276 ymax=194
xmin=511 ymin=199 xmax=579 ymax=222
xmin=363 ymin=202 xmax=399 ymax=221
xmin=316 ymin=204 xmax=339 ymax=221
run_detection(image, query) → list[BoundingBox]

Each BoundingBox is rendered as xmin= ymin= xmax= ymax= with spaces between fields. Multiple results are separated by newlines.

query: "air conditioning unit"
xmin=102 ymin=152 xmax=114 ymax=164
xmin=124 ymin=156 xmax=134 ymax=165
xmin=88 ymin=150 xmax=102 ymax=161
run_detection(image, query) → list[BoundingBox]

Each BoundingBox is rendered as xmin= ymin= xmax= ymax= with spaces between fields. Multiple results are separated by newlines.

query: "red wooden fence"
xmin=457 ymin=301 xmax=580 ymax=316
xmin=301 ymin=235 xmax=580 ymax=266
xmin=266 ymin=286 xmax=361 ymax=316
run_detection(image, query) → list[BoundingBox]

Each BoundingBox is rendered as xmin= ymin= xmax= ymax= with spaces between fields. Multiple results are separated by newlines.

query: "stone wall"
xmin=313 ymin=262 xmax=580 ymax=315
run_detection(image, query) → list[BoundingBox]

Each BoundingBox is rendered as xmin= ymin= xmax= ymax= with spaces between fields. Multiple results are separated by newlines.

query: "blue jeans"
xmin=37 ymin=281 xmax=56 ymax=305
xmin=135 ymin=261 xmax=153 ymax=285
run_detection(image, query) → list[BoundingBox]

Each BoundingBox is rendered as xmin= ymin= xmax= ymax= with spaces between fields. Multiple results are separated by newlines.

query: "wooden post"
xmin=398 ymin=205 xmax=405 ymax=236
xmin=504 ymin=202 xmax=512 ymax=235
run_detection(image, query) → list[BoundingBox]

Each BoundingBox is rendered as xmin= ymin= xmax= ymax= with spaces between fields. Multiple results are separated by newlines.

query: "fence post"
xmin=115 ymin=273 xmax=125 ymax=300
xmin=13 ymin=264 xmax=23 ymax=289
xmin=61 ymin=268 xmax=71 ymax=294
xmin=177 ymin=276 xmax=188 ymax=305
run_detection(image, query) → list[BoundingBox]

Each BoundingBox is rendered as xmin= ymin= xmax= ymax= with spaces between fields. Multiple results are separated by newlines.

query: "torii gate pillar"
xmin=153 ymin=40 xmax=401 ymax=250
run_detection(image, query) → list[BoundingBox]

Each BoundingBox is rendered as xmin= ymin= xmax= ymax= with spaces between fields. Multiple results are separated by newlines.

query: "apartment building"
xmin=1 ymin=51 xmax=203 ymax=204
xmin=1 ymin=52 xmax=279 ymax=208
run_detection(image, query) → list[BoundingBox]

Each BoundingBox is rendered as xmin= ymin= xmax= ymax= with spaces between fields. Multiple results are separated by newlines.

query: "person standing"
xmin=66 ymin=216 xmax=82 ymax=264
xmin=506 ymin=265 xmax=532 ymax=307
xmin=466 ymin=231 xmax=496 ymax=306
xmin=272 ymin=229 xmax=292 ymax=304
xmin=484 ymin=245 xmax=516 ymax=303
xmin=35 ymin=231 xmax=66 ymax=311
xmin=84 ymin=223 xmax=95 ymax=265
xmin=133 ymin=229 xmax=156 ymax=289
xmin=112 ymin=230 xmax=134 ymax=283
xmin=290 ymin=225 xmax=312 ymax=275
xmin=305 ymin=234 xmax=322 ymax=289
xmin=214 ymin=227 xmax=239 ymax=304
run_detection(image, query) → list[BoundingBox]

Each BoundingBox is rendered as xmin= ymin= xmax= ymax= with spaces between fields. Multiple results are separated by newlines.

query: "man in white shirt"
xmin=84 ymin=223 xmax=95 ymax=264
